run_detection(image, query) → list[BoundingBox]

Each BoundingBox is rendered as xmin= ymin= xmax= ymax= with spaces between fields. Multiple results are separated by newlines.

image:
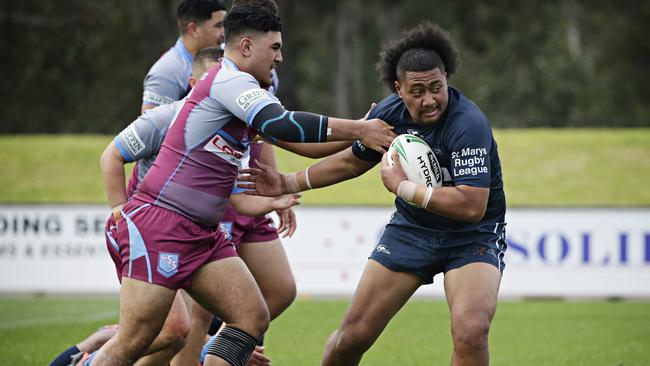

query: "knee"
xmin=451 ymin=310 xmax=492 ymax=353
xmin=330 ymin=319 xmax=377 ymax=355
xmin=158 ymin=315 xmax=191 ymax=352
xmin=266 ymin=280 xmax=297 ymax=319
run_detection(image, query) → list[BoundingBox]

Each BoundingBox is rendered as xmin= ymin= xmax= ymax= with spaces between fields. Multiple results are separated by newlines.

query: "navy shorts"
xmin=369 ymin=219 xmax=507 ymax=284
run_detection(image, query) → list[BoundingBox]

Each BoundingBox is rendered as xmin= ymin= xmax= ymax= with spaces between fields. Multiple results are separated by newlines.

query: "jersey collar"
xmin=174 ymin=38 xmax=193 ymax=65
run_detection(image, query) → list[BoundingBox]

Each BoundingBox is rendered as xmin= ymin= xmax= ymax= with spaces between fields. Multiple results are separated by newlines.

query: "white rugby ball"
xmin=387 ymin=134 xmax=443 ymax=188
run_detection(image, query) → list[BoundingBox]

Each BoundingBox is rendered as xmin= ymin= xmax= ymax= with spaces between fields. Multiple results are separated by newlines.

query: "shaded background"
xmin=1 ymin=0 xmax=649 ymax=134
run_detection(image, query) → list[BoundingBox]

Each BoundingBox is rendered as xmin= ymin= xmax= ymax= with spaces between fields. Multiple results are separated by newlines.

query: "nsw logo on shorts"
xmin=157 ymin=252 xmax=180 ymax=278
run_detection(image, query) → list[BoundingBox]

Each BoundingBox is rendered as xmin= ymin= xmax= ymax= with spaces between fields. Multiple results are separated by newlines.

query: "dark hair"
xmin=377 ymin=22 xmax=460 ymax=91
xmin=231 ymin=0 xmax=279 ymax=15
xmin=193 ymin=47 xmax=223 ymax=71
xmin=224 ymin=5 xmax=282 ymax=45
xmin=177 ymin=0 xmax=227 ymax=34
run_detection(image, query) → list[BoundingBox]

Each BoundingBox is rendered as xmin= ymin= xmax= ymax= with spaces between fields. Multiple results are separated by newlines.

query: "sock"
xmin=49 ymin=345 xmax=80 ymax=366
xmin=208 ymin=316 xmax=224 ymax=336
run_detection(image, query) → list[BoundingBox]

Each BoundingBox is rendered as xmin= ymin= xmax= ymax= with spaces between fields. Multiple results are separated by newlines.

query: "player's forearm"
xmin=325 ymin=118 xmax=363 ymax=141
xmin=274 ymin=140 xmax=353 ymax=159
xmin=230 ymin=194 xmax=274 ymax=217
xmin=258 ymin=142 xmax=278 ymax=169
xmin=283 ymin=148 xmax=373 ymax=192
xmin=399 ymin=183 xmax=488 ymax=223
xmin=99 ymin=144 xmax=128 ymax=209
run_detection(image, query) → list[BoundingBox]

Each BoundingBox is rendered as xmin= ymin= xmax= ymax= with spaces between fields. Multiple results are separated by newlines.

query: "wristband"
xmin=284 ymin=172 xmax=301 ymax=193
xmin=421 ymin=187 xmax=434 ymax=208
xmin=304 ymin=167 xmax=313 ymax=190
xmin=396 ymin=181 xmax=417 ymax=203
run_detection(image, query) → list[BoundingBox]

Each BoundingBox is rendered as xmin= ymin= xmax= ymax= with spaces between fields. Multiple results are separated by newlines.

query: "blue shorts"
xmin=370 ymin=218 xmax=507 ymax=284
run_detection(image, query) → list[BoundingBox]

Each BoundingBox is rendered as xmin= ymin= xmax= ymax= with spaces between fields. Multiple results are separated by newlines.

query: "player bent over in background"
xmin=238 ymin=22 xmax=507 ymax=366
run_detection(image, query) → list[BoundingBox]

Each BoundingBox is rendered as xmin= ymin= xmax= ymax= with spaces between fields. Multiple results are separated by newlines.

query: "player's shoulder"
xmin=147 ymin=48 xmax=186 ymax=80
xmin=368 ymin=93 xmax=405 ymax=125
xmin=446 ymin=87 xmax=491 ymax=132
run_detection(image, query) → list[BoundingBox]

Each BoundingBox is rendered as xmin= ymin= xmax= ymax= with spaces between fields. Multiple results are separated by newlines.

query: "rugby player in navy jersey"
xmin=239 ymin=22 xmax=507 ymax=366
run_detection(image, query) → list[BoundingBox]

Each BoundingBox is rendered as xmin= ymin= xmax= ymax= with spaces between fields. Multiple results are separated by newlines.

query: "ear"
xmin=240 ymin=37 xmax=253 ymax=57
xmin=394 ymin=80 xmax=403 ymax=98
xmin=187 ymin=22 xmax=200 ymax=38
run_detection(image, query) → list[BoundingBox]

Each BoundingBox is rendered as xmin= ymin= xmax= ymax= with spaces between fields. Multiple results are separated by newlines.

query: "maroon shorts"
xmin=221 ymin=205 xmax=279 ymax=249
xmin=116 ymin=199 xmax=238 ymax=290
xmin=104 ymin=215 xmax=122 ymax=282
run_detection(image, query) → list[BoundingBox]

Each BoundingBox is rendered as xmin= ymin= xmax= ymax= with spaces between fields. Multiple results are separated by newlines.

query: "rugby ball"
xmin=387 ymin=134 xmax=442 ymax=188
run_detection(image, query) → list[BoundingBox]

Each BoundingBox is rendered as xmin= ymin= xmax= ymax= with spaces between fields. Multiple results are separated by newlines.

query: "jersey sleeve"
xmin=351 ymin=107 xmax=383 ymax=162
xmin=142 ymin=73 xmax=185 ymax=107
xmin=446 ymin=113 xmax=493 ymax=188
xmin=114 ymin=103 xmax=176 ymax=162
xmin=211 ymin=73 xmax=280 ymax=126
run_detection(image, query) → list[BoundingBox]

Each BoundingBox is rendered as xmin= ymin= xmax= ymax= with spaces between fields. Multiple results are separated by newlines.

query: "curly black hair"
xmin=377 ymin=22 xmax=460 ymax=91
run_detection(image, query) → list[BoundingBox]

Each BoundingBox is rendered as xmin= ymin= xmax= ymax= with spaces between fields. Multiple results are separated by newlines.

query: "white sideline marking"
xmin=0 ymin=310 xmax=118 ymax=330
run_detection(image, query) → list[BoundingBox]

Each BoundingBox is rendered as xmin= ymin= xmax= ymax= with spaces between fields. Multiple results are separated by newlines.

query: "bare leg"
xmin=170 ymin=294 xmax=213 ymax=366
xmin=321 ymin=260 xmax=422 ymax=366
xmin=444 ymin=263 xmax=501 ymax=366
xmin=134 ymin=291 xmax=190 ymax=365
xmin=238 ymin=239 xmax=296 ymax=320
xmin=89 ymin=278 xmax=177 ymax=366
xmin=190 ymin=257 xmax=269 ymax=366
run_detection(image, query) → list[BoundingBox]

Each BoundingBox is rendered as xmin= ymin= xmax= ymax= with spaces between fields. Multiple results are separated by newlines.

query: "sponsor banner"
xmin=1 ymin=205 xmax=649 ymax=297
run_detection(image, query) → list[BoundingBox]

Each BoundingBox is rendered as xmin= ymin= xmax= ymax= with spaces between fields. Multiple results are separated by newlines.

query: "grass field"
xmin=1 ymin=129 xmax=649 ymax=206
xmin=1 ymin=296 xmax=649 ymax=365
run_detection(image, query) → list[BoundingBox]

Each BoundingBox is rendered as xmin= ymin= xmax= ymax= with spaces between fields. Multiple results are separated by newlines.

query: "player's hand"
xmin=276 ymin=207 xmax=297 ymax=238
xmin=246 ymin=345 xmax=271 ymax=366
xmin=111 ymin=204 xmax=124 ymax=224
xmin=272 ymin=194 xmax=301 ymax=211
xmin=381 ymin=150 xmax=407 ymax=194
xmin=238 ymin=159 xmax=286 ymax=197
xmin=360 ymin=118 xmax=396 ymax=153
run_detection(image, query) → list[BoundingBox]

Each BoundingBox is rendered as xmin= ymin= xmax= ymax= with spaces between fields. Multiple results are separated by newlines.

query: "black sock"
xmin=208 ymin=316 xmax=224 ymax=336
xmin=257 ymin=334 xmax=264 ymax=347
xmin=49 ymin=345 xmax=81 ymax=366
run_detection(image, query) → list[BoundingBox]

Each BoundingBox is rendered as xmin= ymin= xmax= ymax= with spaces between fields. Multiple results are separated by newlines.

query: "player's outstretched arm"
xmin=381 ymin=151 xmax=489 ymax=223
xmin=229 ymin=193 xmax=301 ymax=217
xmin=99 ymin=141 xmax=128 ymax=221
xmin=272 ymin=140 xmax=353 ymax=159
xmin=251 ymin=104 xmax=396 ymax=153
xmin=238 ymin=147 xmax=376 ymax=196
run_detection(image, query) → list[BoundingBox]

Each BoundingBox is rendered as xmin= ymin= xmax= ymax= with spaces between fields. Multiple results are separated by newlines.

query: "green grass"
xmin=1 ymin=129 xmax=649 ymax=206
xmin=1 ymin=297 xmax=649 ymax=365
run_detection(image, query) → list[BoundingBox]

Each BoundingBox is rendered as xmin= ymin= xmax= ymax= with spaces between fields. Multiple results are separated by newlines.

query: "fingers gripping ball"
xmin=387 ymin=134 xmax=443 ymax=188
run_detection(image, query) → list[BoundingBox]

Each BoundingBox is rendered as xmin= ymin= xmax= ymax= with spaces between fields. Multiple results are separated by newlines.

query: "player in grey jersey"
xmin=141 ymin=0 xmax=227 ymax=113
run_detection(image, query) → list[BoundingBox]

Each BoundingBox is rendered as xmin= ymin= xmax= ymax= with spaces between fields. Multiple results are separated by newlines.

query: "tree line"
xmin=1 ymin=0 xmax=648 ymax=134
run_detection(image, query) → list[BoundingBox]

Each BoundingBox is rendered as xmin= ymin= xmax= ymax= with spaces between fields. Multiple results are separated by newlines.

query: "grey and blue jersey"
xmin=353 ymin=87 xmax=506 ymax=237
xmin=142 ymin=38 xmax=193 ymax=107
xmin=114 ymin=101 xmax=182 ymax=196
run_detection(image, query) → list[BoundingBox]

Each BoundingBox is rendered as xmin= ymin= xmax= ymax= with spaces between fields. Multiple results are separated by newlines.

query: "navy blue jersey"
xmin=353 ymin=87 xmax=506 ymax=234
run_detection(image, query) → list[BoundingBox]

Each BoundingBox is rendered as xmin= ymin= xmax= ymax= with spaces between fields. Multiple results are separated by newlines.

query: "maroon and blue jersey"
xmin=134 ymin=58 xmax=281 ymax=227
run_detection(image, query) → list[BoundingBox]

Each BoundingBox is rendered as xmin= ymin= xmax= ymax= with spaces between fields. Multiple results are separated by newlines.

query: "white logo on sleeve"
xmin=236 ymin=89 xmax=268 ymax=111
xmin=123 ymin=125 xmax=145 ymax=156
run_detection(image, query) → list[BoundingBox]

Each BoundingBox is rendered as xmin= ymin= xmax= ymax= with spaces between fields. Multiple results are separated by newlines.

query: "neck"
xmin=181 ymin=36 xmax=200 ymax=56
